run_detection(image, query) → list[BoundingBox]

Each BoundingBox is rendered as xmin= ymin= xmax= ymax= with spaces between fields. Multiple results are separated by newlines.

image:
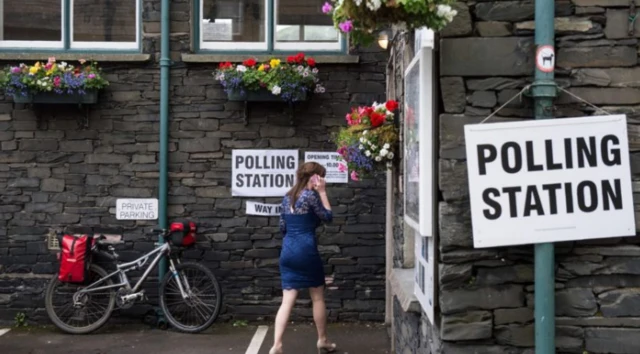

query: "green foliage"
xmin=14 ymin=312 xmax=27 ymax=328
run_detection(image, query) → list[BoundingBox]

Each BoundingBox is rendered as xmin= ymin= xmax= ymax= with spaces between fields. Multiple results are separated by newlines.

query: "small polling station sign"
xmin=232 ymin=150 xmax=298 ymax=197
xmin=116 ymin=198 xmax=159 ymax=220
xmin=464 ymin=115 xmax=635 ymax=248
xmin=246 ymin=201 xmax=282 ymax=216
xmin=304 ymin=151 xmax=348 ymax=184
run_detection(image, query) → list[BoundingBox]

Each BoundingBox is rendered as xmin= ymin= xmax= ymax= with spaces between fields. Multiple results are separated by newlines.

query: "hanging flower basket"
xmin=214 ymin=53 xmax=324 ymax=104
xmin=0 ymin=57 xmax=109 ymax=104
xmin=322 ymin=0 xmax=458 ymax=45
xmin=332 ymin=100 xmax=400 ymax=181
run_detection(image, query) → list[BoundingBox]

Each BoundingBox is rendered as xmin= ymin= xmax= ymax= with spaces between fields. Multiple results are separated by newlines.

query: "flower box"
xmin=226 ymin=88 xmax=308 ymax=102
xmin=12 ymin=90 xmax=98 ymax=104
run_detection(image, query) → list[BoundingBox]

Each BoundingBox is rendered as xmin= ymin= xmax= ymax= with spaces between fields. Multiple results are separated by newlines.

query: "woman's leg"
xmin=309 ymin=286 xmax=330 ymax=344
xmin=272 ymin=289 xmax=298 ymax=351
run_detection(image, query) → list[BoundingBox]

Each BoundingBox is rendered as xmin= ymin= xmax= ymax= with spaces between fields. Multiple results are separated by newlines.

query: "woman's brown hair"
xmin=287 ymin=162 xmax=326 ymax=207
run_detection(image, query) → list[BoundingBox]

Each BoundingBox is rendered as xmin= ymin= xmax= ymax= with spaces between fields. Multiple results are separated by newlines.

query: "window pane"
xmin=2 ymin=0 xmax=62 ymax=41
xmin=202 ymin=0 xmax=265 ymax=42
xmin=73 ymin=0 xmax=136 ymax=42
xmin=276 ymin=0 xmax=338 ymax=42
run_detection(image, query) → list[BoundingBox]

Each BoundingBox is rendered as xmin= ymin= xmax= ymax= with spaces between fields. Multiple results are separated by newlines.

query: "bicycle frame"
xmin=76 ymin=242 xmax=185 ymax=298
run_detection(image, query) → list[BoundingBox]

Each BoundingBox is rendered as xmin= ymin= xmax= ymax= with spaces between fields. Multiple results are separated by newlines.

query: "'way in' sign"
xmin=477 ymin=135 xmax=623 ymax=219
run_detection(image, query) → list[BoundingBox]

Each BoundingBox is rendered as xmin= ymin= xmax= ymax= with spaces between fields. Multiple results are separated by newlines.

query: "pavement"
xmin=0 ymin=322 xmax=391 ymax=354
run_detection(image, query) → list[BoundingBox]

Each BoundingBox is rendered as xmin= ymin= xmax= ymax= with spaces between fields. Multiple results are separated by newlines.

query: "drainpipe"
xmin=531 ymin=0 xmax=557 ymax=352
xmin=157 ymin=0 xmax=171 ymax=320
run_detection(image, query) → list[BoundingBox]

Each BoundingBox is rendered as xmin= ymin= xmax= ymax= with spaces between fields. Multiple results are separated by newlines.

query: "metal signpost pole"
xmin=531 ymin=0 xmax=557 ymax=351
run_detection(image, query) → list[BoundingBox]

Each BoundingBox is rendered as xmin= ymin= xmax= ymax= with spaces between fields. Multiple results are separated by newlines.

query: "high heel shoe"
xmin=317 ymin=339 xmax=337 ymax=353
xmin=269 ymin=347 xmax=283 ymax=354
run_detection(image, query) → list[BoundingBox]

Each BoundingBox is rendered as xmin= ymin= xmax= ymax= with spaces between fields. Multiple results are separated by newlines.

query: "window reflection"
xmin=1 ymin=0 xmax=62 ymax=41
xmin=202 ymin=0 xmax=265 ymax=42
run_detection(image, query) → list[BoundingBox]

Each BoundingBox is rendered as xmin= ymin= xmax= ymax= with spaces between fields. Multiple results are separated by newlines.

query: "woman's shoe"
xmin=317 ymin=339 xmax=337 ymax=353
xmin=269 ymin=347 xmax=283 ymax=354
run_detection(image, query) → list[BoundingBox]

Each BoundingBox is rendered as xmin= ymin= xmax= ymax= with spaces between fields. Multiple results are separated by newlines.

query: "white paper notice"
xmin=232 ymin=150 xmax=298 ymax=197
xmin=245 ymin=201 xmax=282 ymax=216
xmin=304 ymin=151 xmax=348 ymax=184
xmin=116 ymin=199 xmax=159 ymax=220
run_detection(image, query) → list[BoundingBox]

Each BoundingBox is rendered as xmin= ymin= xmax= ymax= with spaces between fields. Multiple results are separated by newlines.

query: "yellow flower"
xmin=29 ymin=66 xmax=39 ymax=75
xmin=258 ymin=64 xmax=265 ymax=71
xmin=34 ymin=62 xmax=41 ymax=68
xmin=270 ymin=59 xmax=281 ymax=68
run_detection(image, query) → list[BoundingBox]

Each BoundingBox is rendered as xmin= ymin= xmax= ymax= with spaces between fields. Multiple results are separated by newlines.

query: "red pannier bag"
xmin=58 ymin=234 xmax=94 ymax=283
xmin=169 ymin=221 xmax=196 ymax=247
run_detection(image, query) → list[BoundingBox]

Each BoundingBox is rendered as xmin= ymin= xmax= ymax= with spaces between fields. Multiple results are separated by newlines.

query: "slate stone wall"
xmin=0 ymin=0 xmax=389 ymax=325
xmin=393 ymin=0 xmax=640 ymax=353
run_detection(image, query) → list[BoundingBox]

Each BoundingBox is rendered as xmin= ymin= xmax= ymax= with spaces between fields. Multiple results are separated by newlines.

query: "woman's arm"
xmin=311 ymin=177 xmax=333 ymax=222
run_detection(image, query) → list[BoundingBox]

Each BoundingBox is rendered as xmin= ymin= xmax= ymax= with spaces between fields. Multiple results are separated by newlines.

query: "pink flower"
xmin=10 ymin=67 xmax=20 ymax=74
xmin=339 ymin=20 xmax=353 ymax=33
xmin=48 ymin=57 xmax=56 ymax=64
xmin=45 ymin=63 xmax=53 ymax=70
xmin=53 ymin=77 xmax=61 ymax=87
xmin=322 ymin=2 xmax=333 ymax=14
xmin=350 ymin=171 xmax=359 ymax=181
xmin=337 ymin=147 xmax=346 ymax=157
xmin=88 ymin=73 xmax=96 ymax=79
xmin=338 ymin=163 xmax=347 ymax=173
xmin=79 ymin=59 xmax=87 ymax=64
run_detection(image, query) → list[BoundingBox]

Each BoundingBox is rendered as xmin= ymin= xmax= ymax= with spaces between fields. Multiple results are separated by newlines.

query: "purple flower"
xmin=322 ymin=2 xmax=333 ymax=14
xmin=88 ymin=73 xmax=96 ymax=79
xmin=339 ymin=20 xmax=353 ymax=33
xmin=10 ymin=67 xmax=20 ymax=74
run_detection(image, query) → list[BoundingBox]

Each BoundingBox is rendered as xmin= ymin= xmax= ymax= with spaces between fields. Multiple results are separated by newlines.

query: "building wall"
xmin=392 ymin=0 xmax=640 ymax=353
xmin=0 ymin=0 xmax=389 ymax=324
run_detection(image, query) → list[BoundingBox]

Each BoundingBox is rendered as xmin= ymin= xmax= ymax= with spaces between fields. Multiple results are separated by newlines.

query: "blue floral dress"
xmin=279 ymin=189 xmax=333 ymax=290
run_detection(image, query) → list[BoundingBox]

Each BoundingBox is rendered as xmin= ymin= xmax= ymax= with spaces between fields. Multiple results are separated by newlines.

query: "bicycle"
xmin=44 ymin=227 xmax=222 ymax=334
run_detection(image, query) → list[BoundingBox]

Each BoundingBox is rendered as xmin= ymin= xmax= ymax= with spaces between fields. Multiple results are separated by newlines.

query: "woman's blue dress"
xmin=279 ymin=189 xmax=333 ymax=290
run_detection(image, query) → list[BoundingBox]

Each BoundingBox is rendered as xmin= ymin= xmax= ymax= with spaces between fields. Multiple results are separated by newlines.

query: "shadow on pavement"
xmin=0 ymin=322 xmax=390 ymax=354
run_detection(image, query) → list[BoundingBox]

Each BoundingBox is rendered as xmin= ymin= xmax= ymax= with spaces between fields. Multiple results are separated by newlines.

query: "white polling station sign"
xmin=304 ymin=151 xmax=348 ymax=184
xmin=232 ymin=150 xmax=298 ymax=197
xmin=464 ymin=115 xmax=635 ymax=248
xmin=246 ymin=201 xmax=282 ymax=216
xmin=116 ymin=198 xmax=159 ymax=220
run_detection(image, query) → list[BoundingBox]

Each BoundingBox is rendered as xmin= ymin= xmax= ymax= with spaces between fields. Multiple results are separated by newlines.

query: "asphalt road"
xmin=0 ymin=322 xmax=391 ymax=354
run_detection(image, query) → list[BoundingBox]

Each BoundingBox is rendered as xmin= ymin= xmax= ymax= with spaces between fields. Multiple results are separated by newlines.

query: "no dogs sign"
xmin=464 ymin=115 xmax=635 ymax=248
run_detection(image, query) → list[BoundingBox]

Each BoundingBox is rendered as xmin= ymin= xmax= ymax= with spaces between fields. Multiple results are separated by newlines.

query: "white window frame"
xmin=199 ymin=0 xmax=270 ymax=51
xmin=273 ymin=0 xmax=342 ymax=52
xmin=0 ymin=1 xmax=65 ymax=49
xmin=70 ymin=0 xmax=140 ymax=50
xmin=403 ymin=41 xmax=434 ymax=237
xmin=404 ymin=28 xmax=437 ymax=323
xmin=414 ymin=233 xmax=435 ymax=324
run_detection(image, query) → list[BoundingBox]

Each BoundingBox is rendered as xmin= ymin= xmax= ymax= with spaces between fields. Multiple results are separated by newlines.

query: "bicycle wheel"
xmin=159 ymin=262 xmax=222 ymax=333
xmin=45 ymin=264 xmax=116 ymax=334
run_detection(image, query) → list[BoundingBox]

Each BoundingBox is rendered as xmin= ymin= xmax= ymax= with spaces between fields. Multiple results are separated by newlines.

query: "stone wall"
xmin=434 ymin=1 xmax=640 ymax=353
xmin=0 ymin=0 xmax=389 ymax=325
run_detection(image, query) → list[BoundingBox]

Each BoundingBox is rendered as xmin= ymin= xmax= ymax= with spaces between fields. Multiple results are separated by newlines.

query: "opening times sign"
xmin=464 ymin=115 xmax=635 ymax=248
xmin=304 ymin=151 xmax=348 ymax=184
xmin=232 ymin=150 xmax=298 ymax=197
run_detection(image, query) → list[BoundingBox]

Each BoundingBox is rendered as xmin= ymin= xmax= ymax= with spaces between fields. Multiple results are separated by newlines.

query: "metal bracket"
xmin=630 ymin=0 xmax=637 ymax=36
xmin=31 ymin=103 xmax=90 ymax=130
xmin=242 ymin=101 xmax=297 ymax=126
xmin=524 ymin=81 xmax=560 ymax=98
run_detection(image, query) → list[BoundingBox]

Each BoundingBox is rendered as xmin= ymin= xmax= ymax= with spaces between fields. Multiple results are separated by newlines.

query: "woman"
xmin=270 ymin=162 xmax=337 ymax=354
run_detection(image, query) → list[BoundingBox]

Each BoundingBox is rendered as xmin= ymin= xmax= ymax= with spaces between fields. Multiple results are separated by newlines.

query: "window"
xmin=414 ymin=230 xmax=434 ymax=324
xmin=404 ymin=29 xmax=437 ymax=324
xmin=0 ymin=0 xmax=140 ymax=50
xmin=197 ymin=0 xmax=343 ymax=52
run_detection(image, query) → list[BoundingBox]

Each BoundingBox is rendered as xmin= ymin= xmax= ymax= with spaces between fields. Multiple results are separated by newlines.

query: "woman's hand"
xmin=313 ymin=176 xmax=327 ymax=194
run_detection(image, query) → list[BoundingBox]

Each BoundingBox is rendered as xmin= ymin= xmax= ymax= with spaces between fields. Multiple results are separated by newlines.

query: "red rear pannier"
xmin=58 ymin=234 xmax=94 ymax=283
xmin=169 ymin=221 xmax=196 ymax=247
